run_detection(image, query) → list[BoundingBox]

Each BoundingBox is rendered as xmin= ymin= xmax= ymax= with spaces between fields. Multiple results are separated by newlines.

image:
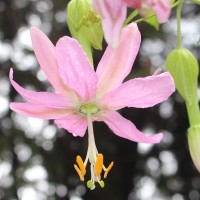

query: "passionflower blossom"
xmin=93 ymin=0 xmax=171 ymax=47
xmin=10 ymin=23 xmax=175 ymax=189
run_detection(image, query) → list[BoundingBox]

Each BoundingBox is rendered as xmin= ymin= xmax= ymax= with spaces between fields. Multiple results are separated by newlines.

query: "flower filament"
xmin=74 ymin=104 xmax=114 ymax=189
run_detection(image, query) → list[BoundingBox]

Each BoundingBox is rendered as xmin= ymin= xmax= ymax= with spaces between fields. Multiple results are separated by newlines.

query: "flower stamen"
xmin=74 ymin=107 xmax=113 ymax=189
xmin=104 ymin=162 xmax=114 ymax=179
xmin=95 ymin=154 xmax=103 ymax=175
xmin=76 ymin=155 xmax=86 ymax=176
xmin=74 ymin=164 xmax=84 ymax=181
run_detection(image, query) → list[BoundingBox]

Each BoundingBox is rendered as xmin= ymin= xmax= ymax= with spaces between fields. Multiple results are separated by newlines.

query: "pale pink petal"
xmin=99 ymin=72 xmax=175 ymax=110
xmin=100 ymin=110 xmax=163 ymax=143
xmin=10 ymin=69 xmax=76 ymax=108
xmin=96 ymin=23 xmax=141 ymax=97
xmin=123 ymin=0 xmax=142 ymax=8
xmin=56 ymin=37 xmax=98 ymax=100
xmin=10 ymin=103 xmax=70 ymax=119
xmin=55 ymin=115 xmax=87 ymax=137
xmin=151 ymin=0 xmax=171 ymax=23
xmin=93 ymin=0 xmax=127 ymax=48
xmin=30 ymin=27 xmax=70 ymax=94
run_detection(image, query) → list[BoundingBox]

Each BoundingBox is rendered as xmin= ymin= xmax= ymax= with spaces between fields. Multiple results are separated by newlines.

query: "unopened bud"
xmin=67 ymin=0 xmax=103 ymax=50
xmin=166 ymin=48 xmax=199 ymax=105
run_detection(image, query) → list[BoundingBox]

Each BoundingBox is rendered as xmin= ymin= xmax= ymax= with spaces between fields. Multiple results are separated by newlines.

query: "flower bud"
xmin=166 ymin=48 xmax=199 ymax=105
xmin=67 ymin=0 xmax=103 ymax=50
xmin=188 ymin=125 xmax=200 ymax=172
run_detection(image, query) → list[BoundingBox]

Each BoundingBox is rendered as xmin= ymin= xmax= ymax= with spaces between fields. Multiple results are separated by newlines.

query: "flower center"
xmin=79 ymin=104 xmax=99 ymax=114
xmin=74 ymin=105 xmax=113 ymax=189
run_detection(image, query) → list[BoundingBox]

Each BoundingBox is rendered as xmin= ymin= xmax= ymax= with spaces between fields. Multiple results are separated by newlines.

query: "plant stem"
xmin=134 ymin=13 xmax=155 ymax=23
xmin=186 ymin=99 xmax=200 ymax=126
xmin=124 ymin=10 xmax=138 ymax=26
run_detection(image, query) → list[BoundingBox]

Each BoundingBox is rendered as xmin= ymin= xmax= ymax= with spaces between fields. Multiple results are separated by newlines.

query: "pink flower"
xmin=93 ymin=0 xmax=171 ymax=47
xmin=10 ymin=23 xmax=175 ymax=189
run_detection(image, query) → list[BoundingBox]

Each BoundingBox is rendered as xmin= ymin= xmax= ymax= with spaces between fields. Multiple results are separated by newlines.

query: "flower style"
xmin=93 ymin=0 xmax=171 ymax=47
xmin=10 ymin=23 xmax=175 ymax=189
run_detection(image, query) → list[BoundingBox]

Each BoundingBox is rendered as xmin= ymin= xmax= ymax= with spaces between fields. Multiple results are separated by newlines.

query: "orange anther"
xmin=95 ymin=154 xmax=103 ymax=175
xmin=76 ymin=155 xmax=86 ymax=176
xmin=74 ymin=164 xmax=84 ymax=181
xmin=104 ymin=162 xmax=114 ymax=179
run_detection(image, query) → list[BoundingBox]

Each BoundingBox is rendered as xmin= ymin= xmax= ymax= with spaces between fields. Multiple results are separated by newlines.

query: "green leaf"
xmin=144 ymin=11 xmax=159 ymax=31
xmin=166 ymin=48 xmax=199 ymax=105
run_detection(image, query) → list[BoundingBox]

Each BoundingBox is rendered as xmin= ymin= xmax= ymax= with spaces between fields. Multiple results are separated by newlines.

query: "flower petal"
xmin=93 ymin=0 xmax=127 ymax=48
xmin=10 ymin=103 xmax=70 ymax=119
xmin=9 ymin=69 xmax=76 ymax=108
xmin=56 ymin=36 xmax=98 ymax=100
xmin=54 ymin=115 xmax=87 ymax=137
xmin=99 ymin=72 xmax=175 ymax=109
xmin=151 ymin=0 xmax=171 ymax=23
xmin=30 ymin=27 xmax=69 ymax=94
xmin=100 ymin=110 xmax=163 ymax=143
xmin=96 ymin=23 xmax=141 ymax=97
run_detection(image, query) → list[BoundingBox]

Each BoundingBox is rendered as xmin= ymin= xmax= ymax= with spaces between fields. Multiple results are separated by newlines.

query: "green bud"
xmin=189 ymin=0 xmax=200 ymax=5
xmin=67 ymin=0 xmax=103 ymax=64
xmin=166 ymin=48 xmax=199 ymax=105
xmin=188 ymin=125 xmax=200 ymax=172
xmin=99 ymin=180 xmax=105 ymax=188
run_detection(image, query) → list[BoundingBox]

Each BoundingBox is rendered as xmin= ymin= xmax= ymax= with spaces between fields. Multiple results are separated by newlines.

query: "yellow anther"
xmin=104 ymin=161 xmax=114 ymax=179
xmin=95 ymin=154 xmax=103 ymax=175
xmin=76 ymin=155 xmax=86 ymax=176
xmin=74 ymin=164 xmax=84 ymax=181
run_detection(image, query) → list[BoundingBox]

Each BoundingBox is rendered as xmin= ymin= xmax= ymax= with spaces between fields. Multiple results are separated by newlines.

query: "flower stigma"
xmin=74 ymin=104 xmax=114 ymax=189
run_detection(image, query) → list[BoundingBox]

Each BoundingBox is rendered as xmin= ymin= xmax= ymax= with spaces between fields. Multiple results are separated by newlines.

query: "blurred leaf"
xmin=144 ymin=11 xmax=159 ymax=31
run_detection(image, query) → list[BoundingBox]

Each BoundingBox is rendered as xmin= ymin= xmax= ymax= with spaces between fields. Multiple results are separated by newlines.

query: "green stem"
xmin=124 ymin=10 xmax=138 ymax=26
xmin=172 ymin=0 xmax=181 ymax=9
xmin=134 ymin=13 xmax=155 ymax=24
xmin=186 ymin=99 xmax=200 ymax=126
xmin=176 ymin=0 xmax=183 ymax=48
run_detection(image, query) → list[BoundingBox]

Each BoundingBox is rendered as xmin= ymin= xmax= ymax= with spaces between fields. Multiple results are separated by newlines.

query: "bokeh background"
xmin=0 ymin=0 xmax=200 ymax=199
